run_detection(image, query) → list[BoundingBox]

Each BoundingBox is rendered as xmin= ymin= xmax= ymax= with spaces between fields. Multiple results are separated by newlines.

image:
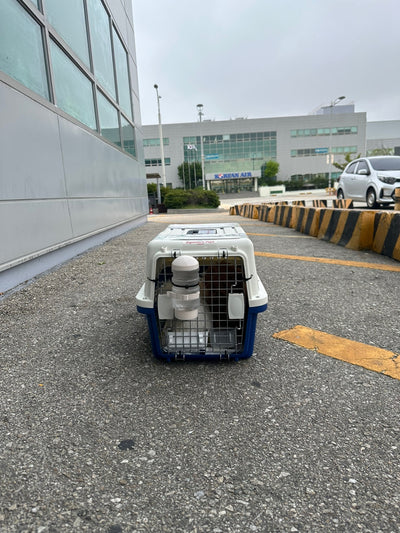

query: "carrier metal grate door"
xmin=154 ymin=256 xmax=249 ymax=359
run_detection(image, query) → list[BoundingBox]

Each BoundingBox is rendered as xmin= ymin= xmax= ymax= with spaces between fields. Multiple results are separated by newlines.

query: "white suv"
xmin=337 ymin=156 xmax=400 ymax=208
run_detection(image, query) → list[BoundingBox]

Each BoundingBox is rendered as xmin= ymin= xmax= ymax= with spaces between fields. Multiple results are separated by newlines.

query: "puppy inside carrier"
xmin=136 ymin=223 xmax=268 ymax=361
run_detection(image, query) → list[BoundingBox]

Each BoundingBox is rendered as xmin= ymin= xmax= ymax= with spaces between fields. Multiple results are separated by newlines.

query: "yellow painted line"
xmin=273 ymin=325 xmax=400 ymax=380
xmin=255 ymin=251 xmax=400 ymax=272
xmin=248 ymin=232 xmax=311 ymax=238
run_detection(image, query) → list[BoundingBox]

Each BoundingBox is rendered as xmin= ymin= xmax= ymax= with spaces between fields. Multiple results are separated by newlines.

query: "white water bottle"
xmin=170 ymin=256 xmax=200 ymax=320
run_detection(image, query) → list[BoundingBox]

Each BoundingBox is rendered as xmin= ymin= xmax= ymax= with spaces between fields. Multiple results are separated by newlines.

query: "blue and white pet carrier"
xmin=136 ymin=223 xmax=267 ymax=361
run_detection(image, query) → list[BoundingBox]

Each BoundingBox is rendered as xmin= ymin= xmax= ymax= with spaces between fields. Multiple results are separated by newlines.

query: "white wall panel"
xmin=68 ymin=197 xmax=143 ymax=237
xmin=58 ymin=116 xmax=143 ymax=198
xmin=0 ymin=200 xmax=73 ymax=266
xmin=0 ymin=84 xmax=66 ymax=200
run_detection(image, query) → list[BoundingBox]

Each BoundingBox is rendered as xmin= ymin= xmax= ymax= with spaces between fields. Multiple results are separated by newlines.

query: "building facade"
xmin=0 ymin=0 xmax=147 ymax=293
xmin=366 ymin=120 xmax=400 ymax=155
xmin=143 ymin=106 xmax=367 ymax=192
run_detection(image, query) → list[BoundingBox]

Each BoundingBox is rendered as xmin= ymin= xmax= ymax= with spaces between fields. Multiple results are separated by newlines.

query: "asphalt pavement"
xmin=0 ymin=210 xmax=399 ymax=532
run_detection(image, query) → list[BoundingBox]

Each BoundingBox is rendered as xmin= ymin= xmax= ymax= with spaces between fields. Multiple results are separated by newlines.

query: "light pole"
xmin=328 ymin=95 xmax=345 ymax=191
xmin=197 ymin=104 xmax=206 ymax=189
xmin=154 ymin=84 xmax=166 ymax=204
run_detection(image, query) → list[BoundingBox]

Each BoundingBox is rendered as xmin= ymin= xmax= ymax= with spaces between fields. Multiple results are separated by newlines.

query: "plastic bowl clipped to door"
xmin=136 ymin=223 xmax=268 ymax=361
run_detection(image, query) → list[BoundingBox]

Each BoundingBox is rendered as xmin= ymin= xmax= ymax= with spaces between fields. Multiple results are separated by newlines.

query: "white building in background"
xmin=0 ymin=0 xmax=147 ymax=294
xmin=143 ymin=105 xmax=367 ymax=193
xmin=143 ymin=107 xmax=400 ymax=193
xmin=366 ymin=120 xmax=400 ymax=155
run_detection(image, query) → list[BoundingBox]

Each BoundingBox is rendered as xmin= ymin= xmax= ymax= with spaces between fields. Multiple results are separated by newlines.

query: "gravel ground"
xmin=0 ymin=212 xmax=399 ymax=533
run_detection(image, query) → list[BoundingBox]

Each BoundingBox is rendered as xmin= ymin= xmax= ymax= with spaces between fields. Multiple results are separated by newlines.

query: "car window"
xmin=368 ymin=157 xmax=400 ymax=171
xmin=346 ymin=162 xmax=357 ymax=174
xmin=357 ymin=160 xmax=369 ymax=174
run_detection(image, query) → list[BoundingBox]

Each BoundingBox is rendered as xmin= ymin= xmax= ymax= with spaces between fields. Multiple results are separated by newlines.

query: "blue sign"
xmin=315 ymin=147 xmax=328 ymax=154
xmin=205 ymin=154 xmax=219 ymax=160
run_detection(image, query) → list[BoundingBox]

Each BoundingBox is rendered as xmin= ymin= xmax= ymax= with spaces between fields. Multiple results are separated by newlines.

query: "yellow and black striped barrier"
xmin=373 ymin=211 xmax=400 ymax=261
xmin=229 ymin=205 xmax=241 ymax=215
xmin=332 ymin=199 xmax=353 ymax=209
xmin=318 ymin=209 xmax=375 ymax=250
xmin=241 ymin=204 xmax=250 ymax=218
xmin=292 ymin=200 xmax=306 ymax=206
xmin=258 ymin=205 xmax=271 ymax=222
xmin=291 ymin=207 xmax=320 ymax=237
xmin=394 ymin=188 xmax=400 ymax=211
xmin=274 ymin=205 xmax=292 ymax=227
xmin=232 ymin=202 xmax=400 ymax=262
xmin=230 ymin=203 xmax=261 ymax=219
xmin=312 ymin=199 xmax=327 ymax=207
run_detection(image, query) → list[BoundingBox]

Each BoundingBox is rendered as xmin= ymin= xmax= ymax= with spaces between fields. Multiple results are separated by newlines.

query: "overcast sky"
xmin=132 ymin=0 xmax=400 ymax=126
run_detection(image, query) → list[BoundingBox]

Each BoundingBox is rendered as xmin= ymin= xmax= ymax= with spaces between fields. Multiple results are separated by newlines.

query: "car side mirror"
xmin=358 ymin=169 xmax=369 ymax=175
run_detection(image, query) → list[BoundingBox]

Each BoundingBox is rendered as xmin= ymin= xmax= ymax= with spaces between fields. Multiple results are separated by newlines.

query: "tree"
xmin=333 ymin=152 xmax=361 ymax=171
xmin=368 ymin=147 xmax=394 ymax=156
xmin=177 ymin=162 xmax=203 ymax=189
xmin=259 ymin=160 xmax=280 ymax=186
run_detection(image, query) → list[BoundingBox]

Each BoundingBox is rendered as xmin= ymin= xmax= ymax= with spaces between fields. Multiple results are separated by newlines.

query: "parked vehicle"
xmin=337 ymin=156 xmax=400 ymax=208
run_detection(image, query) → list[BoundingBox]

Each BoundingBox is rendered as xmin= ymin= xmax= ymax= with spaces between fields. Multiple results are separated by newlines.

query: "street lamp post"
xmin=197 ymin=104 xmax=206 ymax=189
xmin=154 ymin=84 xmax=166 ymax=204
xmin=328 ymin=95 xmax=345 ymax=191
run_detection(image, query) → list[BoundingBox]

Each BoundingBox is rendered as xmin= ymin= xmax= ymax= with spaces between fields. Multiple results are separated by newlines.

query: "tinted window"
xmin=368 ymin=157 xmax=400 ymax=171
xmin=357 ymin=161 xmax=369 ymax=174
xmin=97 ymin=90 xmax=121 ymax=146
xmin=50 ymin=40 xmax=96 ymax=129
xmin=121 ymin=117 xmax=136 ymax=157
xmin=0 ymin=0 xmax=49 ymax=99
xmin=346 ymin=162 xmax=357 ymax=174
xmin=113 ymin=27 xmax=132 ymax=118
xmin=46 ymin=0 xmax=90 ymax=67
xmin=87 ymin=0 xmax=116 ymax=99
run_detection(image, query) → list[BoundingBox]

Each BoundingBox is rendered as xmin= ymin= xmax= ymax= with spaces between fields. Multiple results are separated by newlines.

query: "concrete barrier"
xmin=312 ymin=199 xmax=327 ymax=207
xmin=258 ymin=205 xmax=271 ymax=222
xmin=229 ymin=205 xmax=241 ymax=215
xmin=318 ymin=209 xmax=375 ymax=250
xmin=233 ymin=201 xmax=399 ymax=262
xmin=274 ymin=205 xmax=292 ymax=227
xmin=332 ymin=199 xmax=353 ymax=209
xmin=373 ymin=211 xmax=400 ymax=261
xmin=232 ymin=203 xmax=261 ymax=219
xmin=301 ymin=208 xmax=321 ymax=237
xmin=267 ymin=205 xmax=277 ymax=223
xmin=394 ymin=188 xmax=400 ymax=211
xmin=290 ymin=207 xmax=320 ymax=237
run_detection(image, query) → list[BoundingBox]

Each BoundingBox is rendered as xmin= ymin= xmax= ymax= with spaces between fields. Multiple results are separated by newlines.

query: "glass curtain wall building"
xmin=142 ymin=111 xmax=366 ymax=193
xmin=0 ymin=0 xmax=147 ymax=293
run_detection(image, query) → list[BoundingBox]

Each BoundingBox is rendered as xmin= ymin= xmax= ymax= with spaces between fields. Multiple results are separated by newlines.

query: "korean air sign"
xmin=213 ymin=171 xmax=254 ymax=179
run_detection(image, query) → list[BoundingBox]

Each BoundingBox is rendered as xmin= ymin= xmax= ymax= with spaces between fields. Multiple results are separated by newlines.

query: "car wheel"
xmin=366 ymin=188 xmax=377 ymax=209
xmin=337 ymin=189 xmax=344 ymax=200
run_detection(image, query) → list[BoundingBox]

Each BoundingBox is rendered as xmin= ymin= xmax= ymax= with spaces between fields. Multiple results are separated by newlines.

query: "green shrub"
xmin=163 ymin=188 xmax=220 ymax=209
xmin=203 ymin=190 xmax=220 ymax=207
xmin=164 ymin=190 xmax=189 ymax=208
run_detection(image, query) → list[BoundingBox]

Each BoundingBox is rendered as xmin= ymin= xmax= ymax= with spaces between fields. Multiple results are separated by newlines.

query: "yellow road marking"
xmin=248 ymin=232 xmax=311 ymax=238
xmin=273 ymin=325 xmax=400 ymax=380
xmin=255 ymin=251 xmax=400 ymax=272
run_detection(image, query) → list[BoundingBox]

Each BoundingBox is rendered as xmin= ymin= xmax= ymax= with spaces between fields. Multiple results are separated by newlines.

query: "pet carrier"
xmin=136 ymin=223 xmax=268 ymax=361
